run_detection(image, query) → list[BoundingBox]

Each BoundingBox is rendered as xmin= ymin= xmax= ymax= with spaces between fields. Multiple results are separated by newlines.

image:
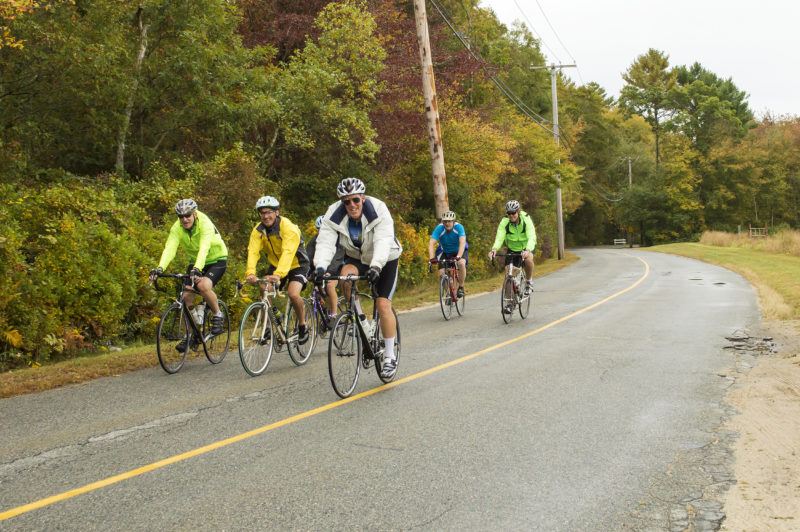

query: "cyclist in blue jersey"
xmin=428 ymin=210 xmax=468 ymax=299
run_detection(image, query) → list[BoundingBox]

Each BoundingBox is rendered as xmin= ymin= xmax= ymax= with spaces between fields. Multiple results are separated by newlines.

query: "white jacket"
xmin=314 ymin=196 xmax=402 ymax=270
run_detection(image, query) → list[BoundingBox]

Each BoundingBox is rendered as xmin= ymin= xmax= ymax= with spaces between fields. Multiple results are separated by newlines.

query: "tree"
xmin=619 ymin=48 xmax=676 ymax=166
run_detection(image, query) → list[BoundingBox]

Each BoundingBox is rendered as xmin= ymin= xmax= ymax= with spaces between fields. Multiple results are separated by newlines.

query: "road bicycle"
xmin=493 ymin=252 xmax=532 ymax=324
xmin=326 ymin=274 xmax=400 ymax=398
xmin=236 ymin=278 xmax=316 ymax=377
xmin=152 ymin=272 xmax=231 ymax=374
xmin=429 ymin=257 xmax=465 ymax=320
xmin=307 ymin=278 xmax=344 ymax=344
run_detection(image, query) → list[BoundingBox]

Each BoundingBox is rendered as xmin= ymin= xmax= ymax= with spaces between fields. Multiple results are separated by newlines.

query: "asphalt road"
xmin=0 ymin=248 xmax=760 ymax=530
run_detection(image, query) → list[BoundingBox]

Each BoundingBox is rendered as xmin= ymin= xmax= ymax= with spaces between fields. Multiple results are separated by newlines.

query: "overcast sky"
xmin=480 ymin=0 xmax=799 ymax=117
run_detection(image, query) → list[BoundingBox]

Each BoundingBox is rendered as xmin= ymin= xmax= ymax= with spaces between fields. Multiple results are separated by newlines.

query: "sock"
xmin=383 ymin=337 xmax=395 ymax=360
xmin=214 ymin=311 xmax=223 ymax=318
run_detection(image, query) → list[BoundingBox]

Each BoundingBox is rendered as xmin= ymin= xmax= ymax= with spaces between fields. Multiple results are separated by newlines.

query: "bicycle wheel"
xmin=439 ymin=274 xmax=453 ymax=321
xmin=519 ymin=280 xmax=531 ymax=319
xmin=374 ymin=307 xmax=400 ymax=384
xmin=202 ymin=300 xmax=230 ymax=364
xmin=328 ymin=312 xmax=361 ymax=398
xmin=157 ymin=304 xmax=189 ymax=374
xmin=287 ymin=299 xmax=315 ymax=365
xmin=455 ymin=276 xmax=465 ymax=316
xmin=238 ymin=302 xmax=273 ymax=376
xmin=501 ymin=276 xmax=515 ymax=324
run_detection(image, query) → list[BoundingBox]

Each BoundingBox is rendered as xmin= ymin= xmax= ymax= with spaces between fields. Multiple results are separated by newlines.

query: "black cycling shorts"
xmin=343 ymin=256 xmax=399 ymax=300
xmin=184 ymin=260 xmax=226 ymax=287
xmin=266 ymin=265 xmax=309 ymax=290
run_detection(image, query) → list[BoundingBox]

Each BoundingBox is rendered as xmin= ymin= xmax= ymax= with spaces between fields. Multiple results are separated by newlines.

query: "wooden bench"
xmin=613 ymin=238 xmax=627 ymax=246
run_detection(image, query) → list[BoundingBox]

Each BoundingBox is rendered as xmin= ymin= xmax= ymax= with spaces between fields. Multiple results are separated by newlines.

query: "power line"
xmin=510 ymin=0 xmax=562 ymax=64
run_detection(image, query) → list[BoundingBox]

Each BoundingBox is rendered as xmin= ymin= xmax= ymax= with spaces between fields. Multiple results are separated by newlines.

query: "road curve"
xmin=0 ymin=248 xmax=760 ymax=529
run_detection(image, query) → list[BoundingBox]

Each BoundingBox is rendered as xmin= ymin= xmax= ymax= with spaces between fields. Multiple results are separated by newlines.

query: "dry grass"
xmin=700 ymin=229 xmax=800 ymax=256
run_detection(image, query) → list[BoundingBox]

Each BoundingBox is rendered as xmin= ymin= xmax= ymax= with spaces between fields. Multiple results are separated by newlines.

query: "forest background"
xmin=1 ymin=0 xmax=798 ymax=369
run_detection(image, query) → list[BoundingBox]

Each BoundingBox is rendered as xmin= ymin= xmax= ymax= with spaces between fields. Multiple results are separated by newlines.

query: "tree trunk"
xmin=115 ymin=9 xmax=148 ymax=176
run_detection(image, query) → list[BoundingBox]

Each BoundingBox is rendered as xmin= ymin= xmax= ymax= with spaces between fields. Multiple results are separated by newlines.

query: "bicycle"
xmin=326 ymin=274 xmax=400 ymax=398
xmin=493 ymin=252 xmax=532 ymax=324
xmin=429 ymin=257 xmax=465 ymax=320
xmin=236 ymin=278 xmax=316 ymax=377
xmin=152 ymin=272 xmax=231 ymax=374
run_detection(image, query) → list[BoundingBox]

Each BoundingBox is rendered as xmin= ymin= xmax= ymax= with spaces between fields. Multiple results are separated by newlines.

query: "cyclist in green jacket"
xmin=488 ymin=200 xmax=537 ymax=297
xmin=149 ymin=199 xmax=228 ymax=338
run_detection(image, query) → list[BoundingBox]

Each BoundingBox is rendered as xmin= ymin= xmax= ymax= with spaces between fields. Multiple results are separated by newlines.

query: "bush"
xmin=0 ymin=180 xmax=163 ymax=367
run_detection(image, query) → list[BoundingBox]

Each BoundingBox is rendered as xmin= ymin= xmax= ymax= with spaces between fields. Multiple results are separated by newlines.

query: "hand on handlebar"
xmin=245 ymin=274 xmax=258 ymax=284
xmin=521 ymin=250 xmax=531 ymax=260
xmin=366 ymin=266 xmax=381 ymax=285
xmin=149 ymin=267 xmax=163 ymax=282
xmin=488 ymin=250 xmax=496 ymax=261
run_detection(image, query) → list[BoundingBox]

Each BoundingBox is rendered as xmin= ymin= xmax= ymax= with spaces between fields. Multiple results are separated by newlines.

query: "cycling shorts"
xmin=266 ymin=264 xmax=309 ymax=290
xmin=436 ymin=249 xmax=468 ymax=269
xmin=343 ymin=256 xmax=399 ymax=300
xmin=184 ymin=260 xmax=226 ymax=287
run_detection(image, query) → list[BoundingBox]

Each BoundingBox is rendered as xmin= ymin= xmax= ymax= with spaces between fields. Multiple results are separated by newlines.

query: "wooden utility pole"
xmin=413 ymin=0 xmax=449 ymax=218
xmin=531 ymin=63 xmax=576 ymax=260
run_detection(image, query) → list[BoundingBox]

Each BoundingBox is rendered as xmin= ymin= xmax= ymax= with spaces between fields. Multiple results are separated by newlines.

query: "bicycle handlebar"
xmin=151 ymin=272 xmax=196 ymax=294
xmin=235 ymin=278 xmax=279 ymax=298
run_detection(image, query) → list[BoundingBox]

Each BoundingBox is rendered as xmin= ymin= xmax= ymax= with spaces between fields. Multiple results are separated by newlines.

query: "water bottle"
xmin=358 ymin=313 xmax=373 ymax=338
xmin=192 ymin=303 xmax=205 ymax=326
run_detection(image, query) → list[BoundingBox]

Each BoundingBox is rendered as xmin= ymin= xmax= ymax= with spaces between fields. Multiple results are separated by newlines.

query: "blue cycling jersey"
xmin=431 ymin=222 xmax=468 ymax=254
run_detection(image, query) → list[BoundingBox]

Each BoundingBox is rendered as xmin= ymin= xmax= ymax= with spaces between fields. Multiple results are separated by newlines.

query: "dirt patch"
xmin=722 ymin=320 xmax=800 ymax=531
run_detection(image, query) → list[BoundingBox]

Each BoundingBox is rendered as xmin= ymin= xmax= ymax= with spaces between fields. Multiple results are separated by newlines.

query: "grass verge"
xmin=0 ymin=252 xmax=579 ymax=399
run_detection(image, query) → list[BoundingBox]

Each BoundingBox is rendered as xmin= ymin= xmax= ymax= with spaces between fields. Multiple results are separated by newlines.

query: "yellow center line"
xmin=0 ymin=252 xmax=649 ymax=521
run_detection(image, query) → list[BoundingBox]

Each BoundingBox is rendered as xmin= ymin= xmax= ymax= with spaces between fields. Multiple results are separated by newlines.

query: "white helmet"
xmin=337 ymin=177 xmax=366 ymax=198
xmin=315 ymin=215 xmax=325 ymax=229
xmin=505 ymin=200 xmax=520 ymax=213
xmin=441 ymin=210 xmax=456 ymax=221
xmin=175 ymin=198 xmax=197 ymax=216
xmin=255 ymin=196 xmax=280 ymax=211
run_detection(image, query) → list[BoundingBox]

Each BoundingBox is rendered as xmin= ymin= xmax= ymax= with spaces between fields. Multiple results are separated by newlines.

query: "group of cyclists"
xmin=149 ymin=177 xmax=538 ymax=378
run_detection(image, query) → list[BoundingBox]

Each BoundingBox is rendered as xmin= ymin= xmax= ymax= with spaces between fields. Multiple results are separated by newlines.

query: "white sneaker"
xmin=525 ymin=280 xmax=533 ymax=296
xmin=380 ymin=357 xmax=397 ymax=378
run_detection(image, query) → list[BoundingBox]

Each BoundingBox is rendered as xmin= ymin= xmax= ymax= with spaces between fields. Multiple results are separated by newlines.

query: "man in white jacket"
xmin=314 ymin=177 xmax=403 ymax=378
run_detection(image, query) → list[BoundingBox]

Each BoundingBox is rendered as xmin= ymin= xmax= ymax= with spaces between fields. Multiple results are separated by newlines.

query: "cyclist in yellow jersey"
xmin=149 ymin=199 xmax=228 ymax=340
xmin=245 ymin=196 xmax=311 ymax=344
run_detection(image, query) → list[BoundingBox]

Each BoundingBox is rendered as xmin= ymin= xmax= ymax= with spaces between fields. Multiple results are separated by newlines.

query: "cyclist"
xmin=428 ymin=210 xmax=468 ymax=299
xmin=149 ymin=199 xmax=228 ymax=348
xmin=306 ymin=214 xmax=344 ymax=322
xmin=488 ymin=200 xmax=537 ymax=310
xmin=313 ymin=177 xmax=402 ymax=378
xmin=245 ymin=196 xmax=311 ymax=344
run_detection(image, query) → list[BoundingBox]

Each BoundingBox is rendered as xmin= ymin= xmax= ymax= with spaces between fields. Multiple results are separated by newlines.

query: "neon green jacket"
xmin=491 ymin=210 xmax=537 ymax=252
xmin=158 ymin=211 xmax=228 ymax=271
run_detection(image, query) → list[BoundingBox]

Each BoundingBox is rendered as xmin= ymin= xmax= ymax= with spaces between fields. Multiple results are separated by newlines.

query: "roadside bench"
xmin=613 ymin=238 xmax=627 ymax=246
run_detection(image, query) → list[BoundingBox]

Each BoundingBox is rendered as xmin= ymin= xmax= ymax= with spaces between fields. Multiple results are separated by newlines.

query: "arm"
xmin=491 ymin=219 xmax=507 ymax=252
xmin=315 ymin=218 xmax=337 ymax=271
xmin=524 ymin=213 xmax=537 ymax=251
xmin=369 ymin=203 xmax=395 ymax=269
xmin=245 ymin=227 xmax=262 ymax=277
xmin=157 ymin=222 xmax=181 ymax=270
xmin=457 ymin=236 xmax=466 ymax=258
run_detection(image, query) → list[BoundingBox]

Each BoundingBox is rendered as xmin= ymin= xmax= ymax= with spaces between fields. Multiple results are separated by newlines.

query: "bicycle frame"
xmin=155 ymin=274 xmax=210 ymax=349
xmin=236 ymin=279 xmax=290 ymax=345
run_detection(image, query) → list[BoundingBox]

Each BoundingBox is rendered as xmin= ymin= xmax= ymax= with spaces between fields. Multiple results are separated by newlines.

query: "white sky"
xmin=481 ymin=0 xmax=799 ymax=117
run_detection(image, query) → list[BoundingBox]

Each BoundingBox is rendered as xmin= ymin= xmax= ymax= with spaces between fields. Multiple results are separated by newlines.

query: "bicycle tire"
xmin=203 ymin=300 xmax=230 ymax=364
xmin=455 ymin=275 xmax=465 ymax=316
xmin=328 ymin=311 xmax=361 ymax=398
xmin=157 ymin=304 xmax=189 ymax=374
xmin=287 ymin=299 xmax=315 ymax=365
xmin=375 ymin=307 xmax=400 ymax=384
xmin=519 ymin=283 xmax=531 ymax=319
xmin=439 ymin=274 xmax=453 ymax=320
xmin=238 ymin=302 xmax=273 ymax=376
xmin=501 ymin=276 xmax=515 ymax=324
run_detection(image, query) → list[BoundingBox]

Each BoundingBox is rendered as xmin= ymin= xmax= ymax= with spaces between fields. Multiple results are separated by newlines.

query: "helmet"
xmin=175 ymin=199 xmax=198 ymax=216
xmin=315 ymin=215 xmax=325 ymax=229
xmin=505 ymin=200 xmax=520 ymax=213
xmin=337 ymin=177 xmax=366 ymax=198
xmin=441 ymin=210 xmax=456 ymax=221
xmin=255 ymin=196 xmax=280 ymax=211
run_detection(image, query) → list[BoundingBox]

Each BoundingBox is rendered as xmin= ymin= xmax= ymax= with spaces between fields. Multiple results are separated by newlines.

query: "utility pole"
xmin=413 ymin=0 xmax=449 ymax=218
xmin=531 ymin=63 xmax=576 ymax=260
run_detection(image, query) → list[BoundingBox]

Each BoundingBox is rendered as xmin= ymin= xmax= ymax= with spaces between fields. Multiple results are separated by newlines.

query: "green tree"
xmin=619 ymin=48 xmax=676 ymax=166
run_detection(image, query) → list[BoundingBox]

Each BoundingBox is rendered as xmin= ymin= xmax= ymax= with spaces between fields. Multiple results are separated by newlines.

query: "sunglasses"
xmin=342 ymin=197 xmax=361 ymax=206
xmin=259 ymin=209 xmax=277 ymax=215
xmin=177 ymin=213 xmax=194 ymax=220
xmin=507 ymin=211 xmax=519 ymax=216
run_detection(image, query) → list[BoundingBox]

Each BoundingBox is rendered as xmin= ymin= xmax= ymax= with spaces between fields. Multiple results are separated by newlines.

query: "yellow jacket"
xmin=246 ymin=216 xmax=308 ymax=278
